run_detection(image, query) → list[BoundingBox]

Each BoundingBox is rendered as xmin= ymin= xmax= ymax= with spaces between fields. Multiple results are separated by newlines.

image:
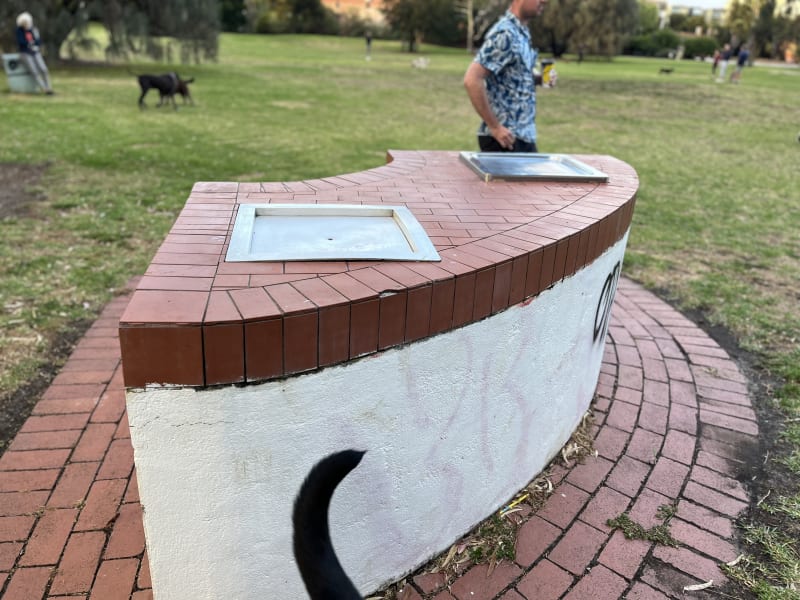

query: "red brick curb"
xmin=0 ymin=277 xmax=757 ymax=599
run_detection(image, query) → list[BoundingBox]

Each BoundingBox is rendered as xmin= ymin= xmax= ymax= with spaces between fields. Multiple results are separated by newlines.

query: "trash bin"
xmin=2 ymin=54 xmax=39 ymax=93
xmin=541 ymin=58 xmax=555 ymax=87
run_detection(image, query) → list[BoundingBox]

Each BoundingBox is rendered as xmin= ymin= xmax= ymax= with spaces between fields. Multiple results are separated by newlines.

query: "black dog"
xmin=293 ymin=450 xmax=365 ymax=600
xmin=136 ymin=72 xmax=194 ymax=109
xmin=659 ymin=67 xmax=674 ymax=74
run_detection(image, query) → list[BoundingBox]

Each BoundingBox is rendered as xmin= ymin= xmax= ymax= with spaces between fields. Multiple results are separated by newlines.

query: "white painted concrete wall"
xmin=126 ymin=233 xmax=628 ymax=600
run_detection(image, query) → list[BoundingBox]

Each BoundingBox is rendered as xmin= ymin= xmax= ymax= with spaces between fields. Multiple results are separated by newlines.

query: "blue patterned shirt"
xmin=474 ymin=11 xmax=538 ymax=143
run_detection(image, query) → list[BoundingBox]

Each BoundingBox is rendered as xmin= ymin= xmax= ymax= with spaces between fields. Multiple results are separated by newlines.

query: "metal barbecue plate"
xmin=226 ymin=204 xmax=441 ymax=262
xmin=460 ymin=152 xmax=609 ymax=182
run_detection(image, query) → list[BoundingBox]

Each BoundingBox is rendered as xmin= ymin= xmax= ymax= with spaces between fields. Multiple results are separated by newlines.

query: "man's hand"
xmin=488 ymin=124 xmax=515 ymax=150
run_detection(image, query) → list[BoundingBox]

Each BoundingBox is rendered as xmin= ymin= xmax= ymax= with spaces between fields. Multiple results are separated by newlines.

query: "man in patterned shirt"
xmin=463 ymin=0 xmax=548 ymax=152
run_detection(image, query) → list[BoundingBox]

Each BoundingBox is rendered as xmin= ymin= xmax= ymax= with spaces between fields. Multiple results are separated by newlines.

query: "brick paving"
xmin=0 ymin=277 xmax=759 ymax=599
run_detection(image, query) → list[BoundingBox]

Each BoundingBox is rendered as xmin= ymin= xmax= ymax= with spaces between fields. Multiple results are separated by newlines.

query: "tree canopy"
xmin=1 ymin=0 xmax=219 ymax=63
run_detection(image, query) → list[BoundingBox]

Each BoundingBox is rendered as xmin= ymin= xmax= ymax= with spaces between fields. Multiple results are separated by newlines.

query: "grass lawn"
xmin=1 ymin=33 xmax=799 ymax=596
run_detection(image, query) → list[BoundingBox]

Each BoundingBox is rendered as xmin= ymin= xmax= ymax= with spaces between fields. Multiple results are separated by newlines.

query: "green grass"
xmin=1 ymin=33 xmax=800 ymax=594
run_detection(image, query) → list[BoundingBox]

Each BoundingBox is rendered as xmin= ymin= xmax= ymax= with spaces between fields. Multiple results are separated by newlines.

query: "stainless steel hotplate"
xmin=460 ymin=152 xmax=609 ymax=182
xmin=225 ymin=204 xmax=441 ymax=262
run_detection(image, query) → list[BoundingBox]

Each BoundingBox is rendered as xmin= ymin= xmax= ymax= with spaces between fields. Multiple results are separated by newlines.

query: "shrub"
xmin=682 ymin=36 xmax=718 ymax=59
xmin=624 ymin=29 xmax=681 ymax=56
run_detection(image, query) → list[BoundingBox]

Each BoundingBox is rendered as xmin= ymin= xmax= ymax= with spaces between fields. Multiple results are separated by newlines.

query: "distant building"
xmin=321 ymin=0 xmax=385 ymax=22
xmin=774 ymin=0 xmax=800 ymax=18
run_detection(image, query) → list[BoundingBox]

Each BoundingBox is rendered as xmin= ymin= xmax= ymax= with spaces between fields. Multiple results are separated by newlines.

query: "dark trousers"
xmin=478 ymin=135 xmax=538 ymax=153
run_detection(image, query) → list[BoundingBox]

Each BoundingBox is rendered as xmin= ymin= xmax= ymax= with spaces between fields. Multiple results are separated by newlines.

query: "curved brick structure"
xmin=0 ymin=277 xmax=759 ymax=599
xmin=117 ymin=151 xmax=637 ymax=388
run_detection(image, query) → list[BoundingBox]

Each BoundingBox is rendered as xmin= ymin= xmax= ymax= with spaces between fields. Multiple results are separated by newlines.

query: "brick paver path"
xmin=0 ymin=277 xmax=758 ymax=599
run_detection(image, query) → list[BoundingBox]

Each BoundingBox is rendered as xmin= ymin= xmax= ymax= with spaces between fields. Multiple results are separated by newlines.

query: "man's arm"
xmin=463 ymin=61 xmax=515 ymax=150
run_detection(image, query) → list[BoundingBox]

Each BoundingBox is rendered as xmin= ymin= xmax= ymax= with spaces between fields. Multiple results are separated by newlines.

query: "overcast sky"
xmin=674 ymin=0 xmax=728 ymax=10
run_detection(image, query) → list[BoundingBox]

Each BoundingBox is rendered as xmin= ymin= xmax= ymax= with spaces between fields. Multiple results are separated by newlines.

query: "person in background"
xmin=730 ymin=45 xmax=750 ymax=83
xmin=365 ymin=29 xmax=373 ymax=61
xmin=463 ymin=0 xmax=548 ymax=152
xmin=716 ymin=43 xmax=732 ymax=82
xmin=711 ymin=48 xmax=721 ymax=77
xmin=15 ymin=12 xmax=54 ymax=94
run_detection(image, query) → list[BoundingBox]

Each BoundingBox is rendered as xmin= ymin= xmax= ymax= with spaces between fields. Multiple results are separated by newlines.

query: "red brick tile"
xmin=429 ymin=278 xmax=456 ymax=334
xmin=651 ymin=546 xmax=728 ymax=586
xmin=625 ymin=429 xmax=663 ymax=465
xmin=614 ymin=386 xmax=643 ymax=406
xmin=606 ymin=456 xmax=650 ymax=497
xmin=0 ymin=541 xmax=22 ymax=570
xmin=349 ymin=299 xmax=379 ymax=358
xmin=245 ymin=319 xmax=283 ymax=381
xmin=132 ymin=590 xmax=154 ymax=600
xmin=605 ymin=401 xmax=638 ymax=433
xmin=74 ymin=479 xmax=126 ymax=532
xmin=119 ymin=325 xmax=204 ymax=388
xmin=398 ymin=583 xmax=424 ymax=600
xmin=682 ymin=481 xmax=748 ymax=517
xmin=567 ymin=455 xmax=614 ymax=493
xmin=491 ymin=261 xmax=513 ymax=313
xmin=516 ymin=559 xmax=573 ymax=600
xmin=524 ymin=249 xmax=544 ymax=298
xmin=667 ymin=380 xmax=697 ymax=408
xmin=661 ymin=430 xmax=695 ymax=465
xmin=669 ymin=519 xmax=738 ymax=563
xmin=626 ymin=582 xmax=670 ymax=599
xmin=49 ymin=531 xmax=105 ymax=594
xmin=203 ymin=323 xmax=245 ymax=385
xmin=47 ymin=462 xmax=100 ymax=509
xmin=94 ymin=388 xmax=125 ymax=427
xmin=8 ymin=430 xmax=81 ymax=452
xmin=617 ymin=365 xmax=643 ymax=391
xmin=536 ymin=482 xmax=590 ymax=529
xmin=378 ymin=292 xmax=407 ymax=349
xmin=593 ymin=426 xmax=629 ymax=461
xmin=0 ymin=491 xmax=49 ymax=517
xmin=0 ymin=449 xmax=71 ymax=471
xmin=413 ymin=572 xmax=447 ymax=595
xmin=579 ymin=485 xmax=631 ymax=533
xmin=645 ymin=457 xmax=689 ymax=499
xmin=676 ymin=500 xmax=734 ymax=539
xmin=628 ymin=488 xmax=672 ymax=530
xmin=97 ymin=439 xmax=134 ymax=480
xmin=699 ymin=410 xmax=758 ymax=436
xmin=3 ymin=566 xmax=51 ymax=600
xmin=283 ymin=312 xmax=318 ymax=374
xmin=452 ymin=273 xmax=476 ymax=328
xmin=638 ymin=402 xmax=668 ymax=435
xmin=548 ymin=520 xmax=607 ymax=575
xmin=90 ymin=558 xmax=139 ymax=600
xmin=405 ymin=285 xmax=432 ymax=342
xmin=0 ymin=470 xmax=59 ymax=493
xmin=138 ymin=550 xmax=151 ymax=588
xmin=508 ymin=255 xmax=528 ymax=306
xmin=515 ymin=516 xmax=561 ymax=567
xmin=71 ymin=424 xmax=117 ymax=463
xmin=563 ymin=564 xmax=627 ymax=600
xmin=19 ymin=508 xmax=77 ymax=566
xmin=104 ymin=503 xmax=145 ymax=559
xmin=473 ymin=268 xmax=495 ymax=320
xmin=450 ymin=561 xmax=521 ymax=600
xmin=690 ymin=465 xmax=749 ymax=502
xmin=598 ymin=529 xmax=651 ymax=579
xmin=318 ymin=305 xmax=350 ymax=367
xmin=538 ymin=244 xmax=557 ymax=290
xmin=0 ymin=515 xmax=35 ymax=542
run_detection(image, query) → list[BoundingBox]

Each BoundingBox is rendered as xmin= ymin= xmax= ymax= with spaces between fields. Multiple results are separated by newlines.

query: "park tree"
xmin=381 ymin=0 xmax=464 ymax=51
xmin=0 ymin=0 xmax=219 ymax=63
xmin=572 ymin=0 xmax=638 ymax=57
xmin=636 ymin=0 xmax=660 ymax=35
xmin=726 ymin=0 xmax=756 ymax=46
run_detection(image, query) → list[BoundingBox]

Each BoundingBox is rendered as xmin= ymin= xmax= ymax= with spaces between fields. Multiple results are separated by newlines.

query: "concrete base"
xmin=126 ymin=233 xmax=628 ymax=600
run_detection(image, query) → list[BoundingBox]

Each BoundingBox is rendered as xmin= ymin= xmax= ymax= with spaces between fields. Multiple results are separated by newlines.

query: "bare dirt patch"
xmin=0 ymin=162 xmax=49 ymax=219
